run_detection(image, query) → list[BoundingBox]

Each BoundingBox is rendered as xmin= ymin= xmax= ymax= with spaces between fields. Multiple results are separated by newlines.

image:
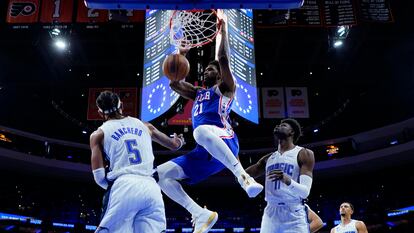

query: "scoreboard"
xmin=224 ymin=9 xmax=258 ymax=123
xmin=141 ymin=10 xmax=179 ymax=121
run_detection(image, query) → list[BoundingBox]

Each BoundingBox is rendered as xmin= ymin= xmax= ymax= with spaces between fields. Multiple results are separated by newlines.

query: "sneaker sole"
xmin=194 ymin=212 xmax=218 ymax=233
xmin=247 ymin=184 xmax=264 ymax=198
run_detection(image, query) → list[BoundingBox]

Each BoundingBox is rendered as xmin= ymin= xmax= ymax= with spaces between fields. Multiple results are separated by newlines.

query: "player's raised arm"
xmin=246 ymin=153 xmax=273 ymax=179
xmin=217 ymin=19 xmax=236 ymax=95
xmin=145 ymin=122 xmax=185 ymax=151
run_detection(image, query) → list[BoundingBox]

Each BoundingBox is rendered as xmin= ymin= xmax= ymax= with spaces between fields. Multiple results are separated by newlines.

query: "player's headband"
xmin=98 ymin=100 xmax=121 ymax=115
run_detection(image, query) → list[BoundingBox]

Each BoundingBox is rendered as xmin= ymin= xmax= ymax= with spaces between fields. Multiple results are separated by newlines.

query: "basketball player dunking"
xmin=90 ymin=91 xmax=185 ymax=233
xmin=246 ymin=118 xmax=315 ymax=233
xmin=331 ymin=202 xmax=368 ymax=233
xmin=157 ymin=20 xmax=263 ymax=233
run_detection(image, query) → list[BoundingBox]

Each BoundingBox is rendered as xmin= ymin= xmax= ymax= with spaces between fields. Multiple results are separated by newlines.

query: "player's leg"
xmin=260 ymin=205 xmax=279 ymax=233
xmin=97 ymin=176 xmax=138 ymax=232
xmin=283 ymin=204 xmax=311 ymax=233
xmin=95 ymin=184 xmax=112 ymax=233
xmin=193 ymin=125 xmax=263 ymax=197
xmin=157 ymin=160 xmax=205 ymax=217
xmin=157 ymin=151 xmax=218 ymax=233
xmin=193 ymin=125 xmax=244 ymax=176
xmin=133 ymin=178 xmax=166 ymax=233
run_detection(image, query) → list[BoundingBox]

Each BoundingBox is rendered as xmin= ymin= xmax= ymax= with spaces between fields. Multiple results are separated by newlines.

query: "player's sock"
xmin=193 ymin=125 xmax=245 ymax=179
xmin=158 ymin=177 xmax=204 ymax=216
xmin=231 ymin=161 xmax=245 ymax=178
xmin=186 ymin=200 xmax=205 ymax=217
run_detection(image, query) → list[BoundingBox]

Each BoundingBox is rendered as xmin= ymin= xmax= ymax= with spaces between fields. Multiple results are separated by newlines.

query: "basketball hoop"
xmin=169 ymin=10 xmax=221 ymax=49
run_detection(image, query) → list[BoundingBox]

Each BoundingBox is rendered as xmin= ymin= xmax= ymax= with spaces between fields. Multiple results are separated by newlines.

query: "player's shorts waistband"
xmin=266 ymin=200 xmax=304 ymax=206
xmin=115 ymin=173 xmax=157 ymax=182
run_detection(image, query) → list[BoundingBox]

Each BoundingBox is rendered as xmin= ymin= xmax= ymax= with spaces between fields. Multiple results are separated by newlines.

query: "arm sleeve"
xmin=288 ymin=174 xmax=312 ymax=199
xmin=93 ymin=168 xmax=108 ymax=190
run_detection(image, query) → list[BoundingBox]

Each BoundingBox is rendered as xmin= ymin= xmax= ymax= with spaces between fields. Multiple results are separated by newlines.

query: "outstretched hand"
xmin=171 ymin=133 xmax=186 ymax=150
xmin=217 ymin=9 xmax=227 ymax=33
xmin=179 ymin=47 xmax=190 ymax=56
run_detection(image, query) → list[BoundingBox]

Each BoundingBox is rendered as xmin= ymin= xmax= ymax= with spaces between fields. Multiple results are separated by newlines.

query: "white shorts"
xmin=98 ymin=174 xmax=166 ymax=233
xmin=260 ymin=203 xmax=310 ymax=233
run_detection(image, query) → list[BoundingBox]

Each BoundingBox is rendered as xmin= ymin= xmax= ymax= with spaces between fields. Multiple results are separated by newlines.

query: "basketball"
xmin=162 ymin=54 xmax=190 ymax=81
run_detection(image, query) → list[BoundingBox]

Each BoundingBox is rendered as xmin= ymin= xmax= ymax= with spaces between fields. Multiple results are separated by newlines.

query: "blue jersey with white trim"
xmin=192 ymin=86 xmax=233 ymax=130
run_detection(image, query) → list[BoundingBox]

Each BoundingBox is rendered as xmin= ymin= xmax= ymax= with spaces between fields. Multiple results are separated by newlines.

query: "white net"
xmin=170 ymin=10 xmax=219 ymax=49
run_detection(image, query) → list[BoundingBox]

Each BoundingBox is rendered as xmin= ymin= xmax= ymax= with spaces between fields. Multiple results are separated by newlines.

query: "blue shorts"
xmin=171 ymin=135 xmax=239 ymax=185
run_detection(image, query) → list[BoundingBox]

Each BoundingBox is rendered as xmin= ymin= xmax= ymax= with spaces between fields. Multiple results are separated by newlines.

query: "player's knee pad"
xmin=193 ymin=125 xmax=214 ymax=145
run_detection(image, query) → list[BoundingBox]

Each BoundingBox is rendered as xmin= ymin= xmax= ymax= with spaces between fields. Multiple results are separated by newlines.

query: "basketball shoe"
xmin=238 ymin=173 xmax=264 ymax=198
xmin=191 ymin=207 xmax=218 ymax=233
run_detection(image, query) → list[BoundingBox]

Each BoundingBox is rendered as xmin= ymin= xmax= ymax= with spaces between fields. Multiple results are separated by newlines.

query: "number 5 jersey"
xmin=99 ymin=116 xmax=155 ymax=181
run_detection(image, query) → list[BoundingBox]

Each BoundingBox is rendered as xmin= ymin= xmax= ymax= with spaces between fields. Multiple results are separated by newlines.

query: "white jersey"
xmin=99 ymin=116 xmax=155 ymax=181
xmin=333 ymin=220 xmax=358 ymax=233
xmin=265 ymin=146 xmax=303 ymax=204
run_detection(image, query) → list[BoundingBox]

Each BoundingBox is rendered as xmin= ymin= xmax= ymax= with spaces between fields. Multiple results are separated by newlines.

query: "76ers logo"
xmin=10 ymin=2 xmax=36 ymax=17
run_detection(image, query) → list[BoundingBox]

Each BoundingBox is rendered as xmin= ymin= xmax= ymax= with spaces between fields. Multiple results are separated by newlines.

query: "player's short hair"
xmin=281 ymin=118 xmax=302 ymax=143
xmin=208 ymin=60 xmax=221 ymax=74
xmin=96 ymin=91 xmax=121 ymax=117
xmin=343 ymin=202 xmax=354 ymax=211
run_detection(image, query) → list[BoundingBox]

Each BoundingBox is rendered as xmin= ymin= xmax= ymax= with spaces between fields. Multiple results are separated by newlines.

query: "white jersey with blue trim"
xmin=334 ymin=220 xmax=358 ymax=233
xmin=265 ymin=146 xmax=303 ymax=204
xmin=191 ymin=85 xmax=233 ymax=131
xmin=99 ymin=116 xmax=155 ymax=181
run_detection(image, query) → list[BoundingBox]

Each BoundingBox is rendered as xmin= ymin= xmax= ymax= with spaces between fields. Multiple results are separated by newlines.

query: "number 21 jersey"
xmin=192 ymin=86 xmax=233 ymax=131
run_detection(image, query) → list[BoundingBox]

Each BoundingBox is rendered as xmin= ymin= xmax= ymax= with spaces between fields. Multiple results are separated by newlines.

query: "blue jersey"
xmin=172 ymin=86 xmax=239 ymax=185
xmin=192 ymin=86 xmax=233 ymax=130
